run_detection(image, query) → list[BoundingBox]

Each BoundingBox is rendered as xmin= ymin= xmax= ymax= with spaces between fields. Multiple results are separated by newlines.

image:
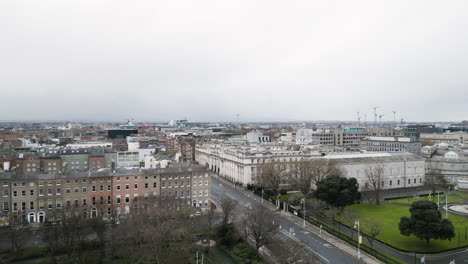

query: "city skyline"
xmin=1 ymin=0 xmax=468 ymax=122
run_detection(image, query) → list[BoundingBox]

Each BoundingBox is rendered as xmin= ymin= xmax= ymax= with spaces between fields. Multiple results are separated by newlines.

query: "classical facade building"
xmin=323 ymin=152 xmax=426 ymax=192
xmin=360 ymin=137 xmax=421 ymax=155
xmin=195 ymin=143 xmax=320 ymax=186
xmin=420 ymin=132 xmax=468 ymax=145
xmin=426 ymin=155 xmax=468 ymax=184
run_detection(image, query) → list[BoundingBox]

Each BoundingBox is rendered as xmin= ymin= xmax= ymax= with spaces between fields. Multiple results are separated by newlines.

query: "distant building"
xmin=290 ymin=127 xmax=399 ymax=150
xmin=61 ymin=149 xmax=90 ymax=172
xmin=144 ymin=152 xmax=180 ymax=169
xmin=169 ymin=119 xmax=189 ymax=127
xmin=9 ymin=153 xmax=40 ymax=176
xmin=245 ymin=131 xmax=271 ymax=143
xmin=426 ymin=147 xmax=468 ymax=184
xmin=116 ymin=151 xmax=140 ymax=168
xmin=66 ymin=142 xmax=112 ymax=149
xmin=420 ymin=132 xmax=468 ymax=145
xmin=360 ymin=137 xmax=421 ymax=155
xmin=107 ymin=121 xmax=138 ymax=139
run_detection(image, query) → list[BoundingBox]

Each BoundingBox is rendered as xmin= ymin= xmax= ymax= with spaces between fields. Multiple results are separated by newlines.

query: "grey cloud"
xmin=1 ymin=0 xmax=467 ymax=122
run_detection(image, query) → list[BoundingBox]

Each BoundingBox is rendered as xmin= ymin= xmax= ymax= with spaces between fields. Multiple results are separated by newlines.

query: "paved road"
xmin=211 ymin=176 xmax=363 ymax=264
xmin=212 ymin=176 xmax=468 ymax=264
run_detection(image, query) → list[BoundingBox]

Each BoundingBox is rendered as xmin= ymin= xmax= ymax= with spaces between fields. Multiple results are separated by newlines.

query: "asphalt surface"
xmin=212 ymin=176 xmax=468 ymax=264
xmin=211 ymin=176 xmax=363 ymax=264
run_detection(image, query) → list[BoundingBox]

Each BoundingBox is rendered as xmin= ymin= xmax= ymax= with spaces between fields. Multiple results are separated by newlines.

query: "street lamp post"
xmin=354 ymin=220 xmax=361 ymax=260
xmin=218 ymin=183 xmax=223 ymax=203
xmin=446 ymin=187 xmax=449 ymax=219
xmin=276 ymin=194 xmax=281 ymax=209
xmin=301 ymin=198 xmax=306 ymax=228
xmin=261 ymin=189 xmax=264 ymax=205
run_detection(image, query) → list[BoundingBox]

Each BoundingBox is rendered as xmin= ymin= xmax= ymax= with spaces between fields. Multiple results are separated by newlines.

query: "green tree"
xmin=314 ymin=175 xmax=360 ymax=209
xmin=399 ymin=200 xmax=455 ymax=245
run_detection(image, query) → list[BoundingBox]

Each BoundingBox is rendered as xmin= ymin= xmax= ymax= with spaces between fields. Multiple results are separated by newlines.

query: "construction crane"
xmin=373 ymin=106 xmax=381 ymax=124
xmin=379 ymin=114 xmax=384 ymax=124
xmin=357 ymin=112 xmax=361 ymax=125
xmin=392 ymin=111 xmax=396 ymax=124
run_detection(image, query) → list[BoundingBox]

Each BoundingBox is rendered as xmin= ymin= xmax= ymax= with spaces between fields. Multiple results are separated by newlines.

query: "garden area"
xmin=453 ymin=191 xmax=468 ymax=200
xmin=337 ymin=203 xmax=468 ymax=253
xmin=386 ymin=194 xmax=464 ymax=205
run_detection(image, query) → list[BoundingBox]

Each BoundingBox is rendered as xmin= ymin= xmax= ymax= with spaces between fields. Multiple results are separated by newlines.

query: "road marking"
xmin=323 ymin=243 xmax=333 ymax=248
xmin=280 ymin=229 xmax=330 ymax=263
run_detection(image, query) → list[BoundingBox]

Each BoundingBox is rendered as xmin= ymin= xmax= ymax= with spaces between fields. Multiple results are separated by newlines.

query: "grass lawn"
xmin=338 ymin=204 xmax=468 ymax=253
xmin=453 ymin=191 xmax=468 ymax=200
xmin=387 ymin=194 xmax=464 ymax=205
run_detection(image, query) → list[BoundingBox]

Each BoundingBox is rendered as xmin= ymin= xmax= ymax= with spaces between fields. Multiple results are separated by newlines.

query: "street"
xmin=211 ymin=176 xmax=468 ymax=264
xmin=211 ymin=176 xmax=363 ymax=264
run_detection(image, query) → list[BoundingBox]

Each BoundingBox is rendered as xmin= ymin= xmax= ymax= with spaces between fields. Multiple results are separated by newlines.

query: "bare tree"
xmin=88 ymin=215 xmax=107 ymax=248
xmin=6 ymin=213 xmax=28 ymax=256
xmin=41 ymin=218 xmax=62 ymax=264
xmin=114 ymin=195 xmax=195 ymax=264
xmin=290 ymin=159 xmax=342 ymax=195
xmin=306 ymin=198 xmax=327 ymax=218
xmin=241 ymin=207 xmax=279 ymax=254
xmin=146 ymin=198 xmax=194 ymax=264
xmin=272 ymin=240 xmax=320 ymax=264
xmin=324 ymin=207 xmax=340 ymax=226
xmin=219 ymin=196 xmax=238 ymax=227
xmin=56 ymin=207 xmax=87 ymax=257
xmin=290 ymin=161 xmax=314 ymax=195
xmin=257 ymin=163 xmax=286 ymax=196
xmin=365 ymin=219 xmax=382 ymax=248
xmin=311 ymin=159 xmax=341 ymax=188
xmin=364 ymin=163 xmax=385 ymax=205
xmin=425 ymin=168 xmax=446 ymax=194
xmin=206 ymin=207 xmax=220 ymax=229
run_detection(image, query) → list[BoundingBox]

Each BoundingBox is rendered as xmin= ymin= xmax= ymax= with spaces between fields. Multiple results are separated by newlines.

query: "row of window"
xmin=4 ymin=174 xmax=209 ymax=187
xmin=9 ymin=200 xmax=63 ymax=211
xmin=3 ymin=181 xmax=210 ymax=197
xmin=365 ymin=178 xmax=423 ymax=188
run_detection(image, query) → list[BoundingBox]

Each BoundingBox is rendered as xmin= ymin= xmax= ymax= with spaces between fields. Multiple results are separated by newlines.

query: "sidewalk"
xmin=213 ymin=174 xmax=383 ymax=264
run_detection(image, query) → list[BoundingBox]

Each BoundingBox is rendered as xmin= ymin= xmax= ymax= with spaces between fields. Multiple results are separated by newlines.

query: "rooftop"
xmin=324 ymin=152 xmax=424 ymax=163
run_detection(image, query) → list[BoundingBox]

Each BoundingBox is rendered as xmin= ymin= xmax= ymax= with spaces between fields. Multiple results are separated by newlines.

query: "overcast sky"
xmin=1 ymin=1 xmax=467 ymax=122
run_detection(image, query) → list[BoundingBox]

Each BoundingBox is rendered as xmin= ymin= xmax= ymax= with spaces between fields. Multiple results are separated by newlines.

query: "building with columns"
xmin=195 ymin=142 xmax=320 ymax=186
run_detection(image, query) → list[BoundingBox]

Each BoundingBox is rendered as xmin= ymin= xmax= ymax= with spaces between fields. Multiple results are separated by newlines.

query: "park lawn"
xmin=338 ymin=204 xmax=468 ymax=253
xmin=387 ymin=194 xmax=463 ymax=205
xmin=453 ymin=191 xmax=468 ymax=200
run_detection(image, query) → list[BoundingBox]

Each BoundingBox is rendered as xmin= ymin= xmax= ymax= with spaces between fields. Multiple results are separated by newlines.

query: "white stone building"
xmin=195 ymin=143 xmax=320 ymax=186
xmin=323 ymin=152 xmax=426 ymax=191
xmin=420 ymin=132 xmax=468 ymax=145
xmin=360 ymin=137 xmax=421 ymax=155
xmin=427 ymin=155 xmax=468 ymax=184
xmin=245 ymin=131 xmax=271 ymax=143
